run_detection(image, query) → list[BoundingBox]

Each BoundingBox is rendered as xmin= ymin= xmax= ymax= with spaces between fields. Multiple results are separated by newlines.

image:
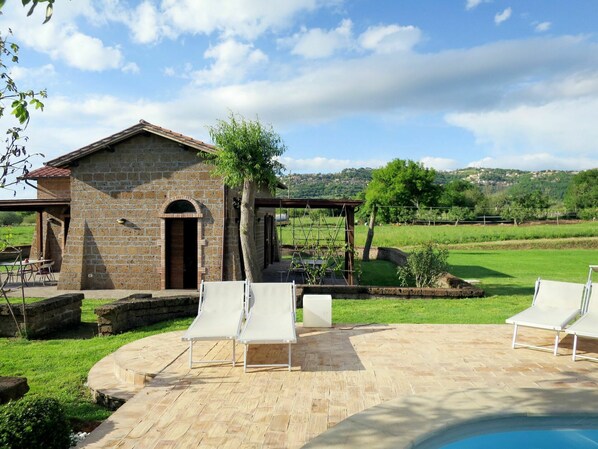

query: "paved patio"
xmin=79 ymin=324 xmax=598 ymax=449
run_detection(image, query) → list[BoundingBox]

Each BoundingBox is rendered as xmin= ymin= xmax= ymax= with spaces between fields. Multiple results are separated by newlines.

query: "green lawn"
xmin=0 ymin=225 xmax=35 ymax=248
xmin=1 ymin=246 xmax=595 ymax=424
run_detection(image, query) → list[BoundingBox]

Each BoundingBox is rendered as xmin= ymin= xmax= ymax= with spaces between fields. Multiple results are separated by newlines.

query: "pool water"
xmin=414 ymin=416 xmax=598 ymax=449
xmin=440 ymin=429 xmax=598 ymax=449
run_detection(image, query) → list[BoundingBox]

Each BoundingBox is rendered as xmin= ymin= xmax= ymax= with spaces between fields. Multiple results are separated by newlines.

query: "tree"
xmin=501 ymin=190 xmax=550 ymax=225
xmin=564 ymin=169 xmax=598 ymax=211
xmin=362 ymin=159 xmax=439 ymax=261
xmin=0 ymin=0 xmax=55 ymax=23
xmin=1 ymin=11 xmax=48 ymax=190
xmin=439 ymin=179 xmax=484 ymax=209
xmin=207 ymin=113 xmax=286 ymax=282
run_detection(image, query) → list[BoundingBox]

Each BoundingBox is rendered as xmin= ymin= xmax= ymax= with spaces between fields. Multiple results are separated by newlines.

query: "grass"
xmin=279 ymin=220 xmax=597 ymax=248
xmin=313 ymin=249 xmax=596 ymax=325
xmin=0 ymin=299 xmax=192 ymax=422
xmin=0 ymin=225 xmax=35 ymax=248
xmin=1 ymin=222 xmax=596 ymax=424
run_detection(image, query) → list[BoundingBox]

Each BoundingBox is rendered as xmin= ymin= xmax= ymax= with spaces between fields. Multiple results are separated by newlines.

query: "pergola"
xmin=255 ymin=198 xmax=362 ymax=285
xmin=0 ymin=198 xmax=70 ymax=256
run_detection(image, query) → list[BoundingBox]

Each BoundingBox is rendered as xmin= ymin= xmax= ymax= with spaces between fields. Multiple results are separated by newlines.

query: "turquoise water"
xmin=440 ymin=429 xmax=598 ymax=449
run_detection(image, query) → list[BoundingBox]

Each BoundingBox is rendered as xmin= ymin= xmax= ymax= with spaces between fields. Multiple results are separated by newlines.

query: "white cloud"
xmin=467 ymin=153 xmax=597 ymax=171
xmin=495 ymin=7 xmax=512 ymax=25
xmin=2 ymin=3 xmax=126 ymax=72
xmin=10 ymin=64 xmax=57 ymax=83
xmin=283 ymin=19 xmax=353 ymax=59
xmin=358 ymin=24 xmax=422 ymax=54
xmin=122 ymin=62 xmax=140 ymax=74
xmin=447 ymin=96 xmax=598 ymax=170
xmin=278 ymin=156 xmax=386 ymax=173
xmin=465 ymin=0 xmax=490 ymax=11
xmin=129 ymin=1 xmax=163 ymax=44
xmin=535 ymin=21 xmax=551 ymax=32
xmin=420 ymin=157 xmax=459 ymax=171
xmin=192 ymin=39 xmax=268 ymax=86
xmin=157 ymin=0 xmax=328 ymax=41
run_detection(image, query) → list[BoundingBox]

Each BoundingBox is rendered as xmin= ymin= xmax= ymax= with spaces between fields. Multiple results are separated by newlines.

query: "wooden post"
xmin=344 ymin=206 xmax=355 ymax=285
xmin=36 ymin=211 xmax=43 ymax=258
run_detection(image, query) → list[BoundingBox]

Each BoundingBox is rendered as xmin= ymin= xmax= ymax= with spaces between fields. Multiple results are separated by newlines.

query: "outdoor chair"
xmin=238 ymin=282 xmax=297 ymax=372
xmin=506 ymin=278 xmax=586 ymax=355
xmin=567 ymin=284 xmax=598 ymax=362
xmin=34 ymin=260 xmax=55 ymax=285
xmin=181 ymin=280 xmax=247 ymax=368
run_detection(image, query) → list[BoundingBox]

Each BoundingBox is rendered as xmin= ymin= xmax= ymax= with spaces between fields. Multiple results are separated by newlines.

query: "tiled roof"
xmin=46 ymin=120 xmax=217 ymax=168
xmin=24 ymin=166 xmax=71 ymax=179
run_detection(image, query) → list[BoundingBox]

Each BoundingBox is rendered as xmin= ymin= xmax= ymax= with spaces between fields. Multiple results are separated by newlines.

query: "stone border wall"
xmin=0 ymin=294 xmax=83 ymax=338
xmin=95 ymin=294 xmax=199 ymax=336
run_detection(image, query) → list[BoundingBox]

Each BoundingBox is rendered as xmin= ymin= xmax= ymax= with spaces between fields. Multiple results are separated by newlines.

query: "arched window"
xmin=165 ymin=200 xmax=196 ymax=214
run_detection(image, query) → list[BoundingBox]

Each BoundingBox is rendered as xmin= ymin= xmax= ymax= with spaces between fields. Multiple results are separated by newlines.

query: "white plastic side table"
xmin=303 ymin=294 xmax=332 ymax=328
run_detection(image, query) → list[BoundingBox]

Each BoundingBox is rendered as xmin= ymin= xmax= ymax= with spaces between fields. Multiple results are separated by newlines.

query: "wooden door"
xmin=166 ymin=219 xmax=197 ymax=289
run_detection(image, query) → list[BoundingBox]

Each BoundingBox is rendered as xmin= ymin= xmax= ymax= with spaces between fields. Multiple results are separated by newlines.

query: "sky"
xmin=1 ymin=0 xmax=598 ymax=198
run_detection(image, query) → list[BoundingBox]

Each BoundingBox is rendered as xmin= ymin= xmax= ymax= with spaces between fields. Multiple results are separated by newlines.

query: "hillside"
xmin=277 ymin=167 xmax=577 ymax=201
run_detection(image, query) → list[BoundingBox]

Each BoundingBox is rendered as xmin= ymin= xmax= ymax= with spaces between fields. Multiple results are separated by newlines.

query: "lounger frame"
xmin=239 ymin=282 xmax=297 ymax=372
xmin=568 ymin=278 xmax=597 ymax=362
xmin=182 ymin=280 xmax=247 ymax=368
xmin=507 ymin=278 xmax=586 ymax=356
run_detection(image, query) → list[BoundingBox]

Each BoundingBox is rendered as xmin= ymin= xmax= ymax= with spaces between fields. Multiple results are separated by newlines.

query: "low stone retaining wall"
xmin=95 ymin=294 xmax=199 ymax=336
xmin=358 ymin=246 xmax=408 ymax=266
xmin=297 ymin=280 xmax=484 ymax=302
xmin=0 ymin=294 xmax=83 ymax=338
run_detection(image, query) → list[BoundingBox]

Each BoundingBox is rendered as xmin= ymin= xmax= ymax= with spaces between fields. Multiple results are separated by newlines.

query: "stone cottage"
xmin=24 ymin=120 xmax=277 ymax=290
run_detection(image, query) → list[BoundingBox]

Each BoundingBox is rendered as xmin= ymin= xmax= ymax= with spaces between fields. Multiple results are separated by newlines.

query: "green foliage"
xmin=445 ymin=206 xmax=476 ymax=225
xmin=500 ymin=190 xmax=550 ymax=224
xmin=207 ymin=112 xmax=286 ymax=192
xmin=278 ymin=168 xmax=373 ymax=199
xmin=18 ymin=212 xmax=35 ymax=225
xmin=0 ymin=0 xmax=55 ymax=23
xmin=0 ymin=212 xmax=22 ymax=226
xmin=397 ymin=242 xmax=449 ymax=287
xmin=439 ymin=179 xmax=484 ymax=208
xmin=565 ymin=169 xmax=598 ymax=210
xmin=0 ymin=397 xmax=72 ymax=449
xmin=0 ymin=29 xmax=46 ymax=189
xmin=578 ymin=208 xmax=598 ymax=221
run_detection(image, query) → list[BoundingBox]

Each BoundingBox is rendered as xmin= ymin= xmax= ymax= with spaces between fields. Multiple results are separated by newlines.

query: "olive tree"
xmin=208 ymin=113 xmax=286 ymax=282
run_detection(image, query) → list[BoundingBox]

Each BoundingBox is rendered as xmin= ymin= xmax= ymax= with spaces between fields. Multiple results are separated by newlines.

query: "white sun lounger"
xmin=506 ymin=278 xmax=586 ymax=355
xmin=238 ymin=282 xmax=297 ymax=372
xmin=181 ymin=280 xmax=247 ymax=368
xmin=567 ymin=283 xmax=598 ymax=362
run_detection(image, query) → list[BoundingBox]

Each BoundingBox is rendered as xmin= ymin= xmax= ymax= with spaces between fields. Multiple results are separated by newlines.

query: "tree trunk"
xmin=362 ymin=206 xmax=377 ymax=262
xmin=239 ymin=179 xmax=262 ymax=282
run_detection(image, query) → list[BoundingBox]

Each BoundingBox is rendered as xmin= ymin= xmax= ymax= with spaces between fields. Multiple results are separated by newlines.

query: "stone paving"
xmin=79 ymin=324 xmax=598 ymax=449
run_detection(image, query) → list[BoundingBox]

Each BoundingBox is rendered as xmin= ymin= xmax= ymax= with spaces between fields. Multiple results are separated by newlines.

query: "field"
xmin=0 ymin=221 xmax=596 ymax=424
xmin=0 ymin=225 xmax=35 ymax=248
xmin=278 ymin=219 xmax=597 ymax=248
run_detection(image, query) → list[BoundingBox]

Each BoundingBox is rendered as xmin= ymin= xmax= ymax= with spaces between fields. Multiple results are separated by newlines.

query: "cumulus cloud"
xmin=282 ymin=19 xmax=353 ymax=59
xmin=192 ymin=39 xmax=268 ymax=85
xmin=467 ymin=153 xmax=598 ymax=171
xmin=495 ymin=7 xmax=512 ymax=25
xmin=277 ymin=156 xmax=386 ymax=173
xmin=2 ymin=2 xmax=127 ymax=72
xmin=358 ymin=24 xmax=422 ymax=54
xmin=535 ymin=21 xmax=552 ymax=32
xmin=420 ymin=157 xmax=459 ymax=171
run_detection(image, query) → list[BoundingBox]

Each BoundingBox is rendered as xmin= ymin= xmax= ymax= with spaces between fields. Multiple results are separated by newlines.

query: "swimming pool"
xmin=414 ymin=415 xmax=598 ymax=449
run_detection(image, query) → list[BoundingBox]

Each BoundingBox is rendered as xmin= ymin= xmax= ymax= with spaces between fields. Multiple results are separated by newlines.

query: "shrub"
xmin=0 ymin=213 xmax=22 ymax=227
xmin=397 ymin=242 xmax=449 ymax=288
xmin=0 ymin=397 xmax=72 ymax=449
xmin=578 ymin=208 xmax=597 ymax=221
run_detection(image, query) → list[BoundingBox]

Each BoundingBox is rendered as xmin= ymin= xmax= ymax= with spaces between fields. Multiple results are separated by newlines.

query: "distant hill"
xmin=277 ymin=167 xmax=577 ymax=201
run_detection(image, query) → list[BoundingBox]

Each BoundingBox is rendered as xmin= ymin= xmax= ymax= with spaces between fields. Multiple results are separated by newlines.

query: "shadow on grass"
xmin=482 ymin=284 xmax=535 ymax=297
xmin=449 ymin=265 xmax=513 ymax=279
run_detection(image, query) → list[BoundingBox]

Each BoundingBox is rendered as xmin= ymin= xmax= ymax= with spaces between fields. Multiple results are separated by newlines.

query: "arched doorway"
xmin=160 ymin=199 xmax=204 ymax=289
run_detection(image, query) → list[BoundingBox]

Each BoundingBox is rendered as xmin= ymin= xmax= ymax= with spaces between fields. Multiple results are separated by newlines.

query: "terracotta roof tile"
xmin=46 ymin=120 xmax=217 ymax=168
xmin=24 ymin=166 xmax=71 ymax=179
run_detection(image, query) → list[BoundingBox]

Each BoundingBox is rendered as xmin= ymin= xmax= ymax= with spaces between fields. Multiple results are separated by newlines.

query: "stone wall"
xmin=95 ymin=294 xmax=199 ymax=336
xmin=59 ymin=134 xmax=228 ymax=290
xmin=0 ymin=294 xmax=83 ymax=338
xmin=356 ymin=246 xmax=408 ymax=265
